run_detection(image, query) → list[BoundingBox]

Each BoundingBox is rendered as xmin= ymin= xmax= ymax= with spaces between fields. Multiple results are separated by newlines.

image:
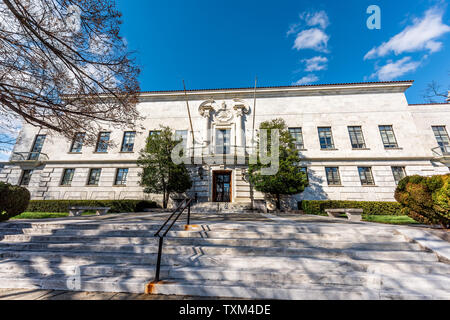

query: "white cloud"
xmin=292 ymin=74 xmax=319 ymax=85
xmin=364 ymin=7 xmax=450 ymax=59
xmin=287 ymin=10 xmax=329 ymax=36
xmin=370 ymin=57 xmax=421 ymax=81
xmin=302 ymin=11 xmax=329 ymax=29
xmin=0 ymin=149 xmax=12 ymax=161
xmin=302 ymin=56 xmax=328 ymax=71
xmin=286 ymin=23 xmax=301 ymax=36
xmin=293 ymin=28 xmax=329 ymax=52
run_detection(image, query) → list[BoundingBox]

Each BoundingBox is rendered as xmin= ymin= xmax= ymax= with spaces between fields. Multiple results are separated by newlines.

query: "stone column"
xmin=200 ymin=107 xmax=213 ymax=155
xmin=234 ymin=108 xmax=245 ymax=157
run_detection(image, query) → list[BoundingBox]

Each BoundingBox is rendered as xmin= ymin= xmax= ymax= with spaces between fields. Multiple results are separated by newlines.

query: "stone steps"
xmin=0 ymin=234 xmax=421 ymax=251
xmin=0 ymin=242 xmax=437 ymax=262
xmin=0 ymin=218 xmax=449 ymax=299
xmin=1 ymin=272 xmax=448 ymax=299
xmin=1 ymin=222 xmax=398 ymax=233
xmin=146 ymin=278 xmax=450 ymax=300
xmin=0 ymin=261 xmax=371 ymax=286
xmin=0 ymin=228 xmax=402 ymax=241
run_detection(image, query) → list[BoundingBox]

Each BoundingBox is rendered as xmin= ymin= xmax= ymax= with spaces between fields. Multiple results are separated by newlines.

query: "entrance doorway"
xmin=213 ymin=171 xmax=232 ymax=202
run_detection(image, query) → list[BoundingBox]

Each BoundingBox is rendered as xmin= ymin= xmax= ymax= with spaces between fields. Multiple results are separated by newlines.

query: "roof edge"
xmin=138 ymin=80 xmax=414 ymax=95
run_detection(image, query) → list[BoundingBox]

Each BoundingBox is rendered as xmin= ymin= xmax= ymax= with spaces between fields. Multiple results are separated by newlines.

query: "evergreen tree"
xmin=137 ymin=127 xmax=192 ymax=209
xmin=248 ymin=119 xmax=308 ymax=210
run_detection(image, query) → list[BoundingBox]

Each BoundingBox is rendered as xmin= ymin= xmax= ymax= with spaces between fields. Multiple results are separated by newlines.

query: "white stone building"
xmin=1 ymin=80 xmax=449 ymax=208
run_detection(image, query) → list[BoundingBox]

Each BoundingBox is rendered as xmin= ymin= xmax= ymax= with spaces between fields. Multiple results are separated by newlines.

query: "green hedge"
xmin=301 ymin=200 xmax=402 ymax=216
xmin=0 ymin=182 xmax=31 ymax=221
xmin=26 ymin=200 xmax=159 ymax=213
xmin=395 ymin=174 xmax=449 ymax=229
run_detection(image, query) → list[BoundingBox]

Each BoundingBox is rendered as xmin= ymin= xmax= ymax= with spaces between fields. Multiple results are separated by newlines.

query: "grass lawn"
xmin=11 ymin=211 xmax=96 ymax=220
xmin=363 ymin=215 xmax=419 ymax=225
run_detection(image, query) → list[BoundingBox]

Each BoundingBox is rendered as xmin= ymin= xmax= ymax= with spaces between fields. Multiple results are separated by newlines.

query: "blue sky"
xmin=116 ymin=0 xmax=450 ymax=103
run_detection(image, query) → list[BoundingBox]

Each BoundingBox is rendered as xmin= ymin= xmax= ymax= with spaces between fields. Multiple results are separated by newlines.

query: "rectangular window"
xmin=28 ymin=134 xmax=46 ymax=160
xmin=215 ymin=129 xmax=231 ymax=154
xmin=20 ymin=170 xmax=33 ymax=186
xmin=318 ymin=127 xmax=335 ymax=149
xmin=325 ymin=167 xmax=341 ymax=185
xmin=379 ymin=125 xmax=398 ymax=148
xmin=121 ymin=131 xmax=136 ymax=152
xmin=87 ymin=168 xmax=102 ymax=186
xmin=358 ymin=167 xmax=375 ymax=185
xmin=114 ymin=168 xmax=128 ymax=185
xmin=70 ymin=132 xmax=85 ymax=153
xmin=432 ymin=126 xmax=450 ymax=154
xmin=289 ymin=127 xmax=305 ymax=150
xmin=348 ymin=126 xmax=366 ymax=149
xmin=149 ymin=130 xmax=161 ymax=137
xmin=95 ymin=132 xmax=110 ymax=153
xmin=391 ymin=166 xmax=406 ymax=185
xmin=61 ymin=168 xmax=75 ymax=186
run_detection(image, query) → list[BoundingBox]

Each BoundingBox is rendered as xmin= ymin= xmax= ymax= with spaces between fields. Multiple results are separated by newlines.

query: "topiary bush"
xmin=394 ymin=174 xmax=450 ymax=229
xmin=26 ymin=199 xmax=159 ymax=213
xmin=301 ymin=200 xmax=402 ymax=216
xmin=0 ymin=181 xmax=31 ymax=222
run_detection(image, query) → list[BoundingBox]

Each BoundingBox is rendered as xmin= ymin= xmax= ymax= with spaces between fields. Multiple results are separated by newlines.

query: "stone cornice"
xmin=136 ymin=81 xmax=414 ymax=102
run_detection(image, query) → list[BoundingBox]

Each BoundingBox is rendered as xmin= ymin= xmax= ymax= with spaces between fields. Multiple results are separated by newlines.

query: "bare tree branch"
xmin=423 ymin=77 xmax=449 ymax=103
xmin=0 ymin=0 xmax=141 ymax=145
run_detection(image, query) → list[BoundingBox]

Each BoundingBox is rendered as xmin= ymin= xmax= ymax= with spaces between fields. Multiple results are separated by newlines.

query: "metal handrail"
xmin=153 ymin=198 xmax=193 ymax=282
xmin=10 ymin=152 xmax=49 ymax=162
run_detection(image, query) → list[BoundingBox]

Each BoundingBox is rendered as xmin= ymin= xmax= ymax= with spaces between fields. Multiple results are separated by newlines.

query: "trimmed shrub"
xmin=301 ymin=200 xmax=402 ymax=216
xmin=26 ymin=199 xmax=158 ymax=213
xmin=0 ymin=181 xmax=31 ymax=222
xmin=395 ymin=174 xmax=450 ymax=229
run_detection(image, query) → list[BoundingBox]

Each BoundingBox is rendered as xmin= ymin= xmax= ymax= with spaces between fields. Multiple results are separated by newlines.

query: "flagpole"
xmin=251 ymin=76 xmax=257 ymax=151
xmin=183 ymin=80 xmax=195 ymax=158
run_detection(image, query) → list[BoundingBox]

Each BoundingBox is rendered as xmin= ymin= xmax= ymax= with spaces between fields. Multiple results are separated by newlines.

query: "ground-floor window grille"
xmin=358 ymin=167 xmax=375 ymax=185
xmin=87 ymin=168 xmax=102 ymax=185
xmin=20 ymin=169 xmax=33 ymax=186
xmin=115 ymin=168 xmax=129 ymax=185
xmin=325 ymin=167 xmax=341 ymax=185
xmin=391 ymin=166 xmax=406 ymax=185
xmin=61 ymin=168 xmax=75 ymax=186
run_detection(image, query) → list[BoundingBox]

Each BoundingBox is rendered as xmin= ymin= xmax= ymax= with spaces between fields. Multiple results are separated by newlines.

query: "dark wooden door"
xmin=213 ymin=171 xmax=232 ymax=202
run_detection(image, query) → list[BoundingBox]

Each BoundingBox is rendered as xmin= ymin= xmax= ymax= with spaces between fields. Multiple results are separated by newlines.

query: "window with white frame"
xmin=87 ymin=168 xmax=102 ymax=185
xmin=325 ymin=167 xmax=341 ymax=185
xmin=391 ymin=166 xmax=406 ymax=185
xmin=215 ymin=129 xmax=231 ymax=154
xmin=358 ymin=167 xmax=375 ymax=185
xmin=348 ymin=126 xmax=366 ymax=149
xmin=379 ymin=125 xmax=398 ymax=148
xmin=318 ymin=127 xmax=335 ymax=149
xmin=121 ymin=131 xmax=136 ymax=152
xmin=432 ymin=126 xmax=450 ymax=154
xmin=114 ymin=168 xmax=128 ymax=185
xmin=289 ymin=127 xmax=305 ymax=150
xmin=61 ymin=168 xmax=75 ymax=186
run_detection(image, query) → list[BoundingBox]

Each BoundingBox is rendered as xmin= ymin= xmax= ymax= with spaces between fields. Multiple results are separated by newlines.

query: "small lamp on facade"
xmin=198 ymin=166 xmax=204 ymax=180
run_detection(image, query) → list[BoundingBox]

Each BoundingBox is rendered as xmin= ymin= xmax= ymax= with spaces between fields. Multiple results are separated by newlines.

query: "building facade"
xmin=1 ymin=80 xmax=449 ymax=208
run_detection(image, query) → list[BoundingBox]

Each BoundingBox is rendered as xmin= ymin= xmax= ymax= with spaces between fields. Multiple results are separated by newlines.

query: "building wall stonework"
xmin=1 ymin=81 xmax=449 ymax=208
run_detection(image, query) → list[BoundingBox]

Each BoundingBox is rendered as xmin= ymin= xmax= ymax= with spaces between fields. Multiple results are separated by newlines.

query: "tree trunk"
xmin=276 ymin=194 xmax=281 ymax=210
xmin=162 ymin=190 xmax=168 ymax=209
